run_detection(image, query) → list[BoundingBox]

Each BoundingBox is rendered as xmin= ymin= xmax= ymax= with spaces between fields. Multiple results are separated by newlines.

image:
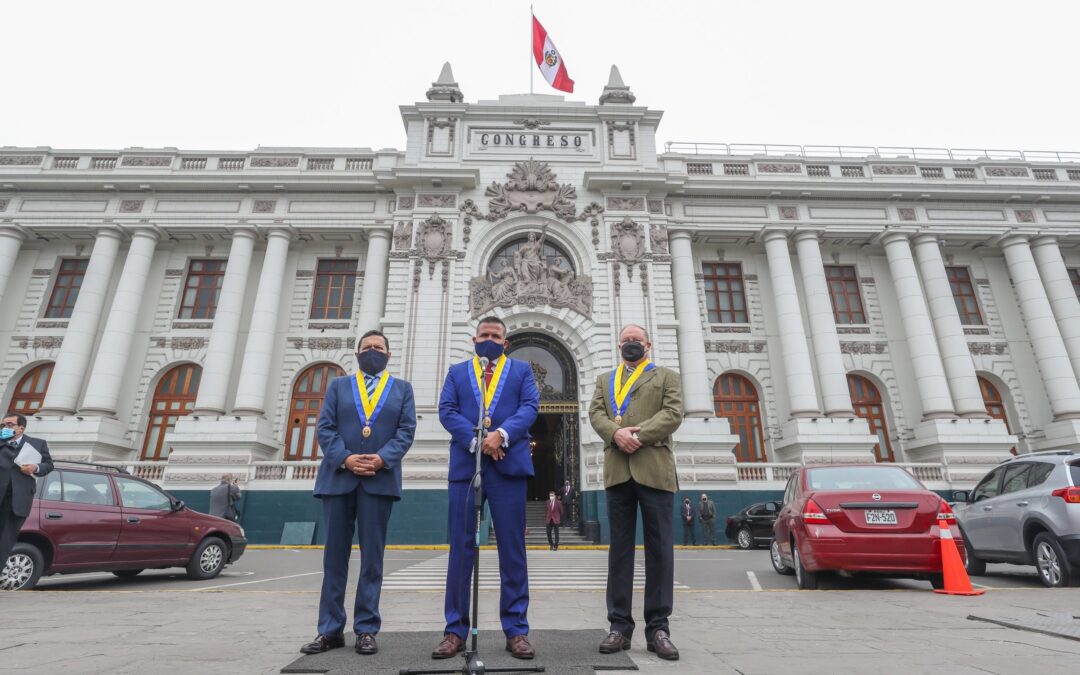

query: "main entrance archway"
xmin=506 ymin=332 xmax=581 ymax=525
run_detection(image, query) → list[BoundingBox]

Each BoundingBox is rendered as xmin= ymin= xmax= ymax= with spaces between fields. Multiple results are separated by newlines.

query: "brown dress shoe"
xmin=598 ymin=631 xmax=631 ymax=654
xmin=647 ymin=629 xmax=680 ymax=661
xmin=505 ymin=634 xmax=535 ymax=660
xmin=299 ymin=634 xmax=345 ymax=654
xmin=355 ymin=632 xmax=377 ymax=655
xmin=431 ymin=633 xmax=464 ymax=659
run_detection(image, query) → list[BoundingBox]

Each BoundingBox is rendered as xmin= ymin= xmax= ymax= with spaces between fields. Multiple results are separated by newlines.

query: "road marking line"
xmin=747 ymin=571 xmax=762 ymax=591
xmin=192 ymin=571 xmax=322 ymax=591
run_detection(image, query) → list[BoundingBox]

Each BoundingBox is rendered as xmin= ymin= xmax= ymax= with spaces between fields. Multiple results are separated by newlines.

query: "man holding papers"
xmin=0 ymin=413 xmax=54 ymax=571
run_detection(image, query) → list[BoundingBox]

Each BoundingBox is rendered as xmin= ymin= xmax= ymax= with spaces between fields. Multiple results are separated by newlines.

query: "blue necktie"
xmin=364 ymin=375 xmax=376 ymax=396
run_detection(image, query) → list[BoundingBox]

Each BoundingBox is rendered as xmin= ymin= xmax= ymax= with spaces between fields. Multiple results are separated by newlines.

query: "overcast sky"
xmin=4 ymin=0 xmax=1079 ymax=154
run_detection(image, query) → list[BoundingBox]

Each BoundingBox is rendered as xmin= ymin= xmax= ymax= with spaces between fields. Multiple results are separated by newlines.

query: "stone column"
xmin=355 ymin=228 xmax=392 ymax=331
xmin=191 ymin=228 xmax=257 ymax=416
xmin=668 ymin=229 xmax=715 ymax=416
xmin=911 ymin=233 xmax=987 ymax=418
xmin=39 ymin=228 xmax=124 ymax=415
xmin=232 ymin=228 xmax=291 ymax=415
xmin=763 ymin=230 xmax=820 ymax=418
xmin=1001 ymin=234 xmax=1080 ymax=420
xmin=0 ymin=226 xmax=26 ymax=305
xmin=1031 ymin=236 xmax=1080 ymax=384
xmin=793 ymin=231 xmax=854 ymax=417
xmin=81 ymin=227 xmax=160 ymax=416
xmin=881 ymin=231 xmax=955 ymax=419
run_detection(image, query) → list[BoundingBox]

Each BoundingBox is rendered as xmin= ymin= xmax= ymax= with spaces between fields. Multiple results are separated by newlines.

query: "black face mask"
xmin=357 ymin=350 xmax=389 ymax=376
xmin=621 ymin=341 xmax=645 ymax=362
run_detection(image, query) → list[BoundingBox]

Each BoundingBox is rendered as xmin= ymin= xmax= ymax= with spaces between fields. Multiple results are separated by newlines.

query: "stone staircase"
xmin=488 ymin=500 xmax=596 ymax=546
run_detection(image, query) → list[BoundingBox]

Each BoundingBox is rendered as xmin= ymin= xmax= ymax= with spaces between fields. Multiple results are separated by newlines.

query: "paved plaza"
xmin=1 ymin=548 xmax=1078 ymax=674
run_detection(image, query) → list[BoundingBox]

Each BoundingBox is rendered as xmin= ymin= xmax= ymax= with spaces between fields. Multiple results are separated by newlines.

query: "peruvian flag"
xmin=532 ymin=15 xmax=574 ymax=93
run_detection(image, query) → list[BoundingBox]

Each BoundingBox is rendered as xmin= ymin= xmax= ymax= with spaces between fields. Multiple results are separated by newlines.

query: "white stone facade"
xmin=2 ymin=66 xmax=1079 ymax=493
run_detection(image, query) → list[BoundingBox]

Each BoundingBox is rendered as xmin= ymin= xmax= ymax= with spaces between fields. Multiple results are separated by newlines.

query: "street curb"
xmin=246 ymin=544 xmax=738 ymax=551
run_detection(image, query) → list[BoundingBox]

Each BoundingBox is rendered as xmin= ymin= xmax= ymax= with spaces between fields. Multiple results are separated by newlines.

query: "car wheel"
xmin=770 ymin=538 xmax=794 ymax=575
xmin=793 ymin=540 xmax=819 ymax=590
xmin=736 ymin=527 xmax=755 ymax=550
xmin=1 ymin=543 xmax=45 ymax=591
xmin=186 ymin=537 xmax=228 ymax=580
xmin=962 ymin=537 xmax=986 ymax=577
xmin=112 ymin=569 xmax=144 ymax=579
xmin=1033 ymin=533 xmax=1073 ymax=588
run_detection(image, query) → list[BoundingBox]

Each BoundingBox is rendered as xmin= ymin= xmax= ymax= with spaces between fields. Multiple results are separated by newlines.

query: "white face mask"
xmin=549 ymin=495 xmax=555 ymax=501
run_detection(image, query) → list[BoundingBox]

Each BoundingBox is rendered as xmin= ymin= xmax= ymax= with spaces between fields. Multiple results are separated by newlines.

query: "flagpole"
xmin=529 ymin=5 xmax=534 ymax=95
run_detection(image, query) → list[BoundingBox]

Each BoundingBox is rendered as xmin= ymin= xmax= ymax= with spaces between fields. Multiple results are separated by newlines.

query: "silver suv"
xmin=952 ymin=450 xmax=1080 ymax=587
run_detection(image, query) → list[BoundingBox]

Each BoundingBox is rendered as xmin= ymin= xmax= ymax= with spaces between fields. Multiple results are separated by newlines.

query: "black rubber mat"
xmin=282 ymin=629 xmax=639 ymax=674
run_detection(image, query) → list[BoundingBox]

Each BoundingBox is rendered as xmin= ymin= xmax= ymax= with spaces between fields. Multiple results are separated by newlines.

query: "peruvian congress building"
xmin=2 ymin=64 xmax=1078 ymax=542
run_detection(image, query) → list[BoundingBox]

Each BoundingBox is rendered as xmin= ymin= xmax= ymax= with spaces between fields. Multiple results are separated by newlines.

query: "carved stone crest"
xmin=459 ymin=160 xmax=604 ymax=224
xmin=611 ymin=218 xmax=646 ymax=263
xmin=418 ymin=214 xmax=452 ymax=261
xmin=393 ymin=221 xmax=413 ymax=250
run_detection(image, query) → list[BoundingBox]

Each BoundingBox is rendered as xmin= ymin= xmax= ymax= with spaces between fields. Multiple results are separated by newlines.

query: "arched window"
xmin=848 ymin=374 xmax=894 ymax=462
xmin=979 ymin=376 xmax=1016 ymax=455
xmin=142 ymin=364 xmax=201 ymax=461
xmin=713 ymin=373 xmax=766 ymax=462
xmin=285 ymin=363 xmax=345 ymax=461
xmin=9 ymin=363 xmax=53 ymax=415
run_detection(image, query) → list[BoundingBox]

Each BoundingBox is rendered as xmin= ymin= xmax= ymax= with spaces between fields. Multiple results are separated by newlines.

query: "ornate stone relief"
xmin=468 ymin=227 xmax=593 ymax=318
xmin=836 ymin=326 xmax=872 ymax=335
xmin=35 ymin=321 xmax=69 ymax=329
xmin=963 ymin=327 xmax=990 ymax=336
xmin=897 ymin=207 xmax=917 ymax=221
xmin=647 ymin=200 xmax=663 ymax=215
xmin=425 ymin=117 xmax=457 ymax=152
xmin=17 ymin=336 xmax=63 ymax=349
xmin=119 ymin=199 xmax=145 ymax=213
xmin=758 ymin=163 xmax=802 ymax=174
xmin=418 ymin=194 xmax=456 ymax=208
xmin=0 ymin=155 xmax=43 ymax=166
xmin=985 ymin=166 xmax=1029 ymax=177
xmin=294 ymin=269 xmax=314 ymax=279
xmin=250 ymin=157 xmax=299 ymax=168
xmin=649 ymin=223 xmax=669 ymax=253
xmin=172 ymin=321 xmax=213 ymax=330
xmin=840 ymin=342 xmax=887 ymax=354
xmin=606 ymin=121 xmax=636 ymax=158
xmin=0 ymin=199 xmax=9 ymax=212
xmin=513 ymin=119 xmax=550 ymax=129
xmin=1014 ymin=209 xmax=1035 ymax=223
xmin=969 ymin=342 xmax=1008 ymax=355
xmin=307 ymin=322 xmax=349 ymax=330
xmin=459 ymin=160 xmax=604 ymax=225
xmin=778 ymin=206 xmax=798 ymax=220
xmin=164 ymin=268 xmax=185 ymax=277
xmin=606 ymin=197 xmax=645 ymax=211
xmin=171 ymin=337 xmax=208 ymax=350
xmin=704 ymin=341 xmax=766 ymax=353
xmin=253 ymin=200 xmax=277 ymax=213
xmin=393 ymin=221 xmax=413 ymax=250
xmin=399 ymin=196 xmax=415 ymax=210
xmin=121 ymin=156 xmax=171 ymax=167
xmin=710 ymin=325 xmax=752 ymax=334
xmin=871 ymin=165 xmax=917 ymax=176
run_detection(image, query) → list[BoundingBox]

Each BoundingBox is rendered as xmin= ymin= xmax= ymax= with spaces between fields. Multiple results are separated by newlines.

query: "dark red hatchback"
xmin=1 ymin=461 xmax=246 ymax=590
xmin=770 ymin=464 xmax=963 ymax=590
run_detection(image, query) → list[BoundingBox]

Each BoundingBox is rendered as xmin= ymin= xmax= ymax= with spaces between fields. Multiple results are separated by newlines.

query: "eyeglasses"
xmin=1 ymin=422 xmax=19 ymax=428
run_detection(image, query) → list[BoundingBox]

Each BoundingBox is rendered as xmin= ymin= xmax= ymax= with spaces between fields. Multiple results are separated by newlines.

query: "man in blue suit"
xmin=300 ymin=329 xmax=416 ymax=657
xmin=431 ymin=316 xmax=540 ymax=661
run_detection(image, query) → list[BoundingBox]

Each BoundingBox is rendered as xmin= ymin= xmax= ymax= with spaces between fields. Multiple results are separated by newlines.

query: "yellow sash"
xmin=614 ymin=359 xmax=652 ymax=411
xmin=472 ymin=354 xmax=508 ymax=413
xmin=355 ymin=371 xmax=391 ymax=422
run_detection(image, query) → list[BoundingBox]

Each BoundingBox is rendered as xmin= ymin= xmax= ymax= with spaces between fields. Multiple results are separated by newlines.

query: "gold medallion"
xmin=614 ymin=415 xmax=623 ymax=424
xmin=484 ymin=416 xmax=492 ymax=429
xmin=362 ymin=425 xmax=372 ymax=438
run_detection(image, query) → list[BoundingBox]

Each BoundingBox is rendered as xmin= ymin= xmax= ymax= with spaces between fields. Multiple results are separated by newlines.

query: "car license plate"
xmin=864 ymin=510 xmax=897 ymax=525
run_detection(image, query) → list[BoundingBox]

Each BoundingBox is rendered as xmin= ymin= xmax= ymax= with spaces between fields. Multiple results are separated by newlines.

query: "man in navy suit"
xmin=431 ymin=316 xmax=540 ymax=661
xmin=300 ymin=330 xmax=416 ymax=657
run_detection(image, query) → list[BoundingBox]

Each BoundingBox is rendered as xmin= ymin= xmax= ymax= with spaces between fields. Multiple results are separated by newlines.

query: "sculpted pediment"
xmin=461 ymin=160 xmax=603 ymax=224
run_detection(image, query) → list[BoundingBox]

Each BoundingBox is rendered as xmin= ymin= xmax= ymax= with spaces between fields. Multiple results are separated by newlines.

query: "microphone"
xmin=479 ymin=356 xmax=490 ymax=370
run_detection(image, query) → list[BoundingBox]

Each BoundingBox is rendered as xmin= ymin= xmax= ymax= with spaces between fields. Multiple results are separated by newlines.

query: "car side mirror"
xmin=951 ymin=490 xmax=969 ymax=503
xmin=171 ymin=500 xmax=185 ymax=512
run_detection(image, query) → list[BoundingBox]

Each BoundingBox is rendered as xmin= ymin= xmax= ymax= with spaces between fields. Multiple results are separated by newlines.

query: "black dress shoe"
xmin=647 ymin=629 xmax=679 ymax=661
xmin=355 ymin=632 xmax=378 ymax=655
xmin=598 ymin=631 xmax=631 ymax=654
xmin=300 ymin=634 xmax=345 ymax=654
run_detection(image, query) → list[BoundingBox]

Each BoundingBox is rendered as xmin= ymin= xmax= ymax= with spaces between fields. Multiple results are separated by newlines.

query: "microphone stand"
xmin=401 ymin=357 xmax=543 ymax=675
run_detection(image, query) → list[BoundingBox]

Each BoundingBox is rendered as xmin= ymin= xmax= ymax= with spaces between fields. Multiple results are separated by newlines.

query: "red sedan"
xmin=770 ymin=464 xmax=962 ymax=590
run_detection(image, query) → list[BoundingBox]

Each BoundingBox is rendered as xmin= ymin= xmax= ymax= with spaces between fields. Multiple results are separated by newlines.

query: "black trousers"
xmin=546 ymin=522 xmax=559 ymax=548
xmin=605 ymin=479 xmax=674 ymax=641
xmin=701 ymin=519 xmax=717 ymax=545
xmin=682 ymin=520 xmax=696 ymax=546
xmin=0 ymin=488 xmax=27 ymax=568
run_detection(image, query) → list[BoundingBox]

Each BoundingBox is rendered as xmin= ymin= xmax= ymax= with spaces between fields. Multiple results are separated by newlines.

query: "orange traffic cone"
xmin=934 ymin=519 xmax=985 ymax=596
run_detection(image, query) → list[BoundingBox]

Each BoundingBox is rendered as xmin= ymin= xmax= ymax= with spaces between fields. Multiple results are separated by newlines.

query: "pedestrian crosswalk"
xmin=381 ymin=551 xmax=688 ymax=591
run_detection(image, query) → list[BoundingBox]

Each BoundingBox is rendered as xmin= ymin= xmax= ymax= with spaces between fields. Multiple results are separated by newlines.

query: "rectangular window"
xmin=947 ymin=267 xmax=983 ymax=325
xmin=702 ymin=262 xmax=748 ymax=323
xmin=1069 ymin=268 xmax=1080 ymax=301
xmin=825 ymin=266 xmax=866 ymax=324
xmin=178 ymin=259 xmax=226 ymax=319
xmin=310 ymin=259 xmax=358 ymax=320
xmin=45 ymin=258 xmax=89 ymax=318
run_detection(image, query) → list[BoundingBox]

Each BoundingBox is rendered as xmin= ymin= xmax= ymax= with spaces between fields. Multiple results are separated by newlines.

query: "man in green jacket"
xmin=589 ymin=324 xmax=683 ymax=661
